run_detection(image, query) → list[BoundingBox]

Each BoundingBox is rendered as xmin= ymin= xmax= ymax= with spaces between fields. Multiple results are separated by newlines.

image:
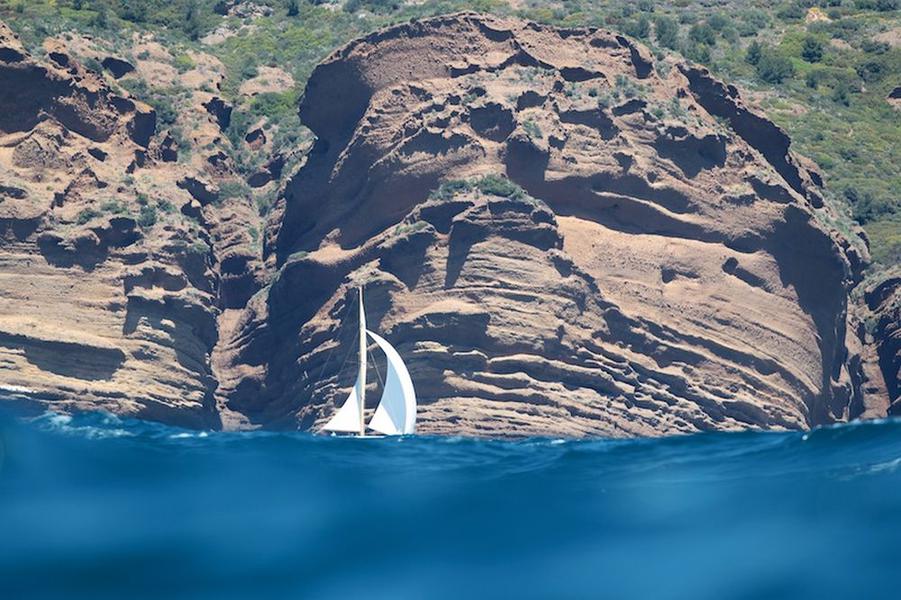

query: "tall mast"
xmin=357 ymin=286 xmax=367 ymax=437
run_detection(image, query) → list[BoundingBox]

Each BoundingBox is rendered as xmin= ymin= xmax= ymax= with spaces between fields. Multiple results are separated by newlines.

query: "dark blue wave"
xmin=1 ymin=410 xmax=900 ymax=599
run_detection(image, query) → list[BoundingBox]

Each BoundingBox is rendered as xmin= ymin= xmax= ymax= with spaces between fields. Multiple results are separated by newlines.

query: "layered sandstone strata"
xmin=214 ymin=14 xmax=885 ymax=436
xmin=0 ymin=14 xmax=893 ymax=437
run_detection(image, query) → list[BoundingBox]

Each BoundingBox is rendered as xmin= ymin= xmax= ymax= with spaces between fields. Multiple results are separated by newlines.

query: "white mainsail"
xmin=322 ymin=286 xmax=367 ymax=435
xmin=365 ymin=330 xmax=417 ymax=435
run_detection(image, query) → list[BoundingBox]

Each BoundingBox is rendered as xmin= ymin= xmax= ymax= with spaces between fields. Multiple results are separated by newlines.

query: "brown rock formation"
xmin=861 ymin=273 xmax=901 ymax=414
xmin=889 ymin=86 xmax=901 ymax=109
xmin=212 ymin=13 xmax=887 ymax=437
xmin=0 ymin=14 xmax=893 ymax=437
xmin=0 ymin=22 xmax=262 ymax=428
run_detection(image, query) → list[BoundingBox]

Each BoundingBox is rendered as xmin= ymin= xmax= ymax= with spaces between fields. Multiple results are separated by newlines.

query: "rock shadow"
xmin=0 ymin=333 xmax=125 ymax=380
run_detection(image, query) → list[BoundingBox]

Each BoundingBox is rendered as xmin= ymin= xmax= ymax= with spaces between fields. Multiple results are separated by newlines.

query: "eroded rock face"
xmin=863 ymin=275 xmax=901 ymax=413
xmin=0 ymin=14 xmax=891 ymax=437
xmin=0 ymin=23 xmax=263 ymax=428
xmin=212 ymin=13 xmax=885 ymax=437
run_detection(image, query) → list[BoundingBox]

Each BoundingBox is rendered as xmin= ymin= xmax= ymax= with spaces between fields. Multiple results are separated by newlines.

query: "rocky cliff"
xmin=0 ymin=14 xmax=894 ymax=437
xmin=860 ymin=272 xmax=901 ymax=415
xmin=0 ymin=22 xmax=262 ymax=428
xmin=214 ymin=13 xmax=890 ymax=436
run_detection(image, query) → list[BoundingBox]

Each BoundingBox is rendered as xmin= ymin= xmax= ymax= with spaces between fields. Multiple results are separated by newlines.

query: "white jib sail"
xmin=321 ymin=374 xmax=364 ymax=432
xmin=366 ymin=329 xmax=417 ymax=435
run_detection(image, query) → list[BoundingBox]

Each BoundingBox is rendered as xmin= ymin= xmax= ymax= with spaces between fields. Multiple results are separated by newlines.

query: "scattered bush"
xmin=137 ymin=205 xmax=157 ymax=229
xmin=249 ymin=90 xmax=300 ymax=121
xmin=755 ymin=50 xmax=795 ymax=83
xmin=187 ymin=240 xmax=210 ymax=256
xmin=82 ymin=56 xmax=103 ymax=73
xmin=76 ymin=208 xmax=100 ymax=225
xmin=219 ymin=181 xmax=250 ymax=200
xmin=523 ymin=120 xmax=543 ymax=139
xmin=91 ymin=6 xmax=109 ymax=28
xmin=182 ymin=1 xmax=204 ymax=41
xmin=688 ymin=22 xmax=716 ymax=45
xmin=851 ymin=190 xmax=895 ymax=224
xmin=430 ymin=176 xmax=531 ymax=202
xmin=117 ymin=0 xmax=148 ymax=24
xmin=654 ymin=16 xmax=679 ymax=49
xmin=393 ymin=220 xmax=429 ymax=236
xmin=746 ymin=40 xmax=762 ymax=65
xmin=861 ymin=40 xmax=890 ymax=54
xmin=801 ymin=37 xmax=824 ymax=63
xmin=805 ymin=69 xmax=826 ymax=88
xmin=738 ymin=9 xmax=770 ymax=36
xmin=475 ymin=174 xmax=526 ymax=199
xmin=682 ymin=41 xmax=711 ymax=63
xmin=655 ymin=59 xmax=671 ymax=77
xmin=777 ymin=3 xmax=806 ymax=21
xmin=615 ymin=73 xmax=644 ymax=98
xmin=832 ymin=80 xmax=851 ymax=105
xmin=855 ymin=0 xmax=898 ymax=10
xmin=430 ymin=179 xmax=473 ymax=201
xmin=856 ymin=59 xmax=888 ymax=83
xmin=100 ymin=200 xmax=127 ymax=215
xmin=707 ymin=13 xmax=730 ymax=31
xmin=622 ymin=15 xmax=651 ymax=39
xmin=173 ymin=54 xmax=195 ymax=73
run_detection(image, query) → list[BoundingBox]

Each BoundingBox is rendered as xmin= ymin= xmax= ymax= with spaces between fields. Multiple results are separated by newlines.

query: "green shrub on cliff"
xmin=755 ymin=51 xmax=795 ymax=83
xmin=475 ymin=175 xmax=526 ymax=199
xmin=430 ymin=180 xmax=473 ymax=201
xmin=219 ymin=181 xmax=250 ymax=201
xmin=522 ymin=120 xmax=543 ymax=139
xmin=100 ymin=200 xmax=128 ymax=215
xmin=801 ymin=37 xmax=824 ymax=63
xmin=137 ymin=205 xmax=157 ymax=229
xmin=622 ymin=16 xmax=651 ymax=39
xmin=393 ymin=220 xmax=429 ymax=236
xmin=849 ymin=188 xmax=896 ymax=225
xmin=430 ymin=175 xmax=532 ymax=202
xmin=688 ymin=22 xmax=716 ymax=46
xmin=654 ymin=16 xmax=679 ymax=49
xmin=745 ymin=41 xmax=762 ymax=65
xmin=75 ymin=208 xmax=101 ymax=225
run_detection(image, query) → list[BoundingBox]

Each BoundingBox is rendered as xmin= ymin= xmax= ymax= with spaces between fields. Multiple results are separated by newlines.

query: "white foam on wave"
xmin=30 ymin=411 xmax=135 ymax=439
xmin=169 ymin=431 xmax=209 ymax=439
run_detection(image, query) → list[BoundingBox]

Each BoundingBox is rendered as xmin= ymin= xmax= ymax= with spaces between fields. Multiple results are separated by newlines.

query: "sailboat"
xmin=321 ymin=286 xmax=417 ymax=437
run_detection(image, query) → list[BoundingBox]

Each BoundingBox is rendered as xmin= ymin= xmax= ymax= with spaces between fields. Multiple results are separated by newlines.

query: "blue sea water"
xmin=1 ymin=411 xmax=900 ymax=599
